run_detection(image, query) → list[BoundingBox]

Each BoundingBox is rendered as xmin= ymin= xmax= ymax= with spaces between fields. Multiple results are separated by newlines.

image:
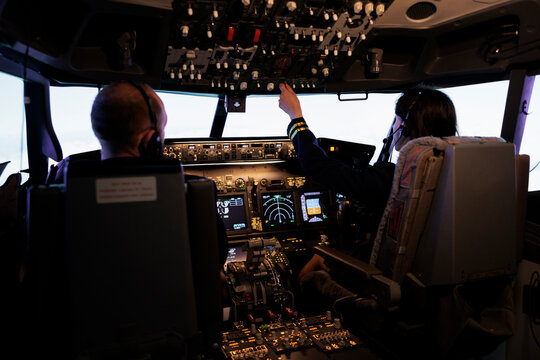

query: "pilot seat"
xmin=314 ymin=136 xmax=521 ymax=358
xmin=25 ymin=157 xmax=224 ymax=359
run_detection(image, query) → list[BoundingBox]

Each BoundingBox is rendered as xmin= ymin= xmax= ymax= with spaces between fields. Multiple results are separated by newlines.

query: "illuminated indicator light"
xmin=329 ymin=146 xmax=334 ymax=151
xmin=227 ymin=27 xmax=235 ymax=41
xmin=253 ymin=29 xmax=261 ymax=43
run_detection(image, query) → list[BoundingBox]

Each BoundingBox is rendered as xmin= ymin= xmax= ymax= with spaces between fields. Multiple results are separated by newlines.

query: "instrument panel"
xmin=172 ymin=136 xmax=382 ymax=359
xmin=163 ymin=0 xmax=395 ymax=94
xmin=164 ymin=137 xmax=297 ymax=163
xmin=177 ymin=138 xmax=334 ymax=240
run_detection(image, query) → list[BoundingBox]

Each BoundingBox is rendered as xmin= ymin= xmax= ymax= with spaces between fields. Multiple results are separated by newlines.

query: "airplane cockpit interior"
xmin=1 ymin=1 xmax=540 ymax=359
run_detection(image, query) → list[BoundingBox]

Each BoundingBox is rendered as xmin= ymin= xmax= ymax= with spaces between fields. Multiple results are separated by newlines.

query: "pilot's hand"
xmin=298 ymin=254 xmax=330 ymax=281
xmin=279 ymin=83 xmax=303 ymax=120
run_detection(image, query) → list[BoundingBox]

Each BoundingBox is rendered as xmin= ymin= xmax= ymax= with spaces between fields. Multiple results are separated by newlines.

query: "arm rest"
xmin=313 ymin=245 xmax=401 ymax=306
xmin=313 ymin=245 xmax=382 ymax=279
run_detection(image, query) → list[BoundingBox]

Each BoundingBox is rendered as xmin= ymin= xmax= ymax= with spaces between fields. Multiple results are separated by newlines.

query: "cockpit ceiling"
xmin=0 ymin=0 xmax=539 ymax=93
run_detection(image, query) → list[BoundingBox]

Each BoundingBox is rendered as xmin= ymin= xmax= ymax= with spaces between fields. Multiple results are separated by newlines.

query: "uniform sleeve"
xmin=287 ymin=117 xmax=395 ymax=207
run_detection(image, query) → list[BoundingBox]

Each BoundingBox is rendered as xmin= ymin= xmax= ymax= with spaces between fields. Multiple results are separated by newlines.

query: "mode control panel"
xmin=163 ymin=138 xmax=296 ymax=164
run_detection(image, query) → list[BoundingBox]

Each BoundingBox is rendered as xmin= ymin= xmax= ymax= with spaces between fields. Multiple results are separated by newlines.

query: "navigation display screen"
xmin=261 ymin=192 xmax=296 ymax=228
xmin=217 ymin=195 xmax=248 ymax=232
xmin=300 ymin=191 xmax=329 ymax=223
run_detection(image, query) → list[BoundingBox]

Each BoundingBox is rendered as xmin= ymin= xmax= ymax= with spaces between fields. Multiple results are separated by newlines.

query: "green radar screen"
xmin=262 ymin=192 xmax=296 ymax=227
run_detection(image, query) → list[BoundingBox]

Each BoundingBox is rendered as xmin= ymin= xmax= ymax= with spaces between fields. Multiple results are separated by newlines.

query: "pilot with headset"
xmin=278 ymin=83 xmax=458 ymax=307
xmin=47 ymin=81 xmax=166 ymax=183
xmin=90 ymin=81 xmax=167 ymax=160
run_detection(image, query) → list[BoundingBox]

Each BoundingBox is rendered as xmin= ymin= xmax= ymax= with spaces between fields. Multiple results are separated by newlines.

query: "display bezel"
xmin=216 ymin=193 xmax=251 ymax=234
xmin=225 ymin=245 xmax=248 ymax=264
xmin=298 ymin=190 xmax=331 ymax=225
xmin=259 ymin=190 xmax=298 ymax=230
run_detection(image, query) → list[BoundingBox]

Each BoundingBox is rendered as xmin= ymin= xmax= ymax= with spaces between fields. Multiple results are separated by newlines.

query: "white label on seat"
xmin=96 ymin=176 xmax=157 ymax=204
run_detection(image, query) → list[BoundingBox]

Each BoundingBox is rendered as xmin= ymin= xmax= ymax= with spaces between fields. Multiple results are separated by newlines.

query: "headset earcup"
xmin=139 ymin=130 xmax=163 ymax=159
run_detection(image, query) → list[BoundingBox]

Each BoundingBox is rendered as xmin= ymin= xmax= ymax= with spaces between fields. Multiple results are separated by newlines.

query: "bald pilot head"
xmin=90 ymin=81 xmax=167 ymax=160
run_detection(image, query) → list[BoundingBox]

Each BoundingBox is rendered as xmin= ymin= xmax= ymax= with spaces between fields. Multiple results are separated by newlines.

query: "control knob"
xmin=353 ymin=1 xmax=363 ymax=14
xmin=365 ymin=2 xmax=374 ymax=14
xmin=235 ymin=178 xmax=246 ymax=189
xmin=286 ymin=1 xmax=297 ymax=12
xmin=181 ymin=25 xmax=189 ymax=37
xmin=376 ymin=3 xmax=386 ymax=16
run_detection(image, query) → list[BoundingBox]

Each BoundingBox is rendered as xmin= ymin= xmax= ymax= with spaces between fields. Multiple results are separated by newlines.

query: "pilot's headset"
xmin=128 ymin=81 xmax=163 ymax=159
xmin=401 ymin=90 xmax=422 ymax=138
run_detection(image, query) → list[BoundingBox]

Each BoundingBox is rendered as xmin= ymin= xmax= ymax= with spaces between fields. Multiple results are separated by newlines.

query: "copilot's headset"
xmin=377 ymin=91 xmax=420 ymax=162
xmin=128 ymin=81 xmax=163 ymax=159
xmin=383 ymin=90 xmax=421 ymax=143
xmin=401 ymin=91 xmax=421 ymax=138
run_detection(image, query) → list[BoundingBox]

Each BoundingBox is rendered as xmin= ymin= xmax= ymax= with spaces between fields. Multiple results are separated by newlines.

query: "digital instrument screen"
xmin=225 ymin=245 xmax=247 ymax=263
xmin=300 ymin=191 xmax=329 ymax=223
xmin=261 ymin=192 xmax=296 ymax=228
xmin=217 ymin=195 xmax=247 ymax=232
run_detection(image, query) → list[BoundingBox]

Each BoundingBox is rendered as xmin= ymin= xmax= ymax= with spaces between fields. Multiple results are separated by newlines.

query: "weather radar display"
xmin=261 ymin=192 xmax=296 ymax=227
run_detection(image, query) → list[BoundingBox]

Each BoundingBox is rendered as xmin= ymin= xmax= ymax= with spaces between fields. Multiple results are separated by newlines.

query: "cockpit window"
xmin=49 ymin=87 xmax=218 ymax=160
xmin=223 ymin=93 xmax=398 ymax=163
xmin=50 ymin=86 xmax=100 ymax=158
xmin=0 ymin=72 xmax=27 ymax=185
xmin=8 ymin=76 xmax=531 ymax=189
xmin=222 ymin=95 xmax=285 ymax=138
xmin=444 ymin=81 xmax=508 ymax=137
xmin=159 ymin=91 xmax=218 ymax=138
